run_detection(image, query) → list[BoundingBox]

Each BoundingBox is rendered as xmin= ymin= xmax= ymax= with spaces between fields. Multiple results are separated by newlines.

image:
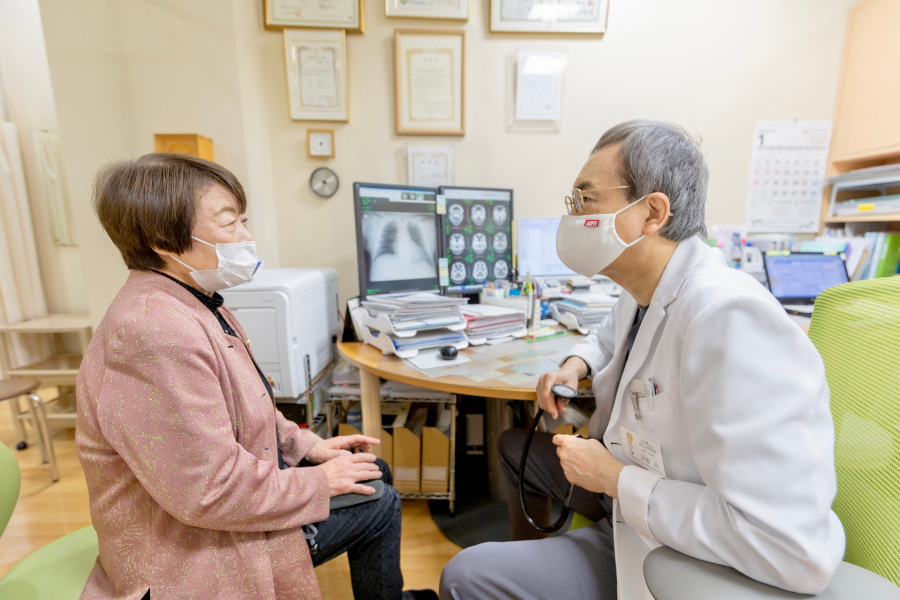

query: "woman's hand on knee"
xmin=307 ymin=434 xmax=381 ymax=464
xmin=319 ymin=452 xmax=383 ymax=497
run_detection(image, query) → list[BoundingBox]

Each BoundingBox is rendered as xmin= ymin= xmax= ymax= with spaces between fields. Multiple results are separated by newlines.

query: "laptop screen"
xmin=763 ymin=252 xmax=849 ymax=302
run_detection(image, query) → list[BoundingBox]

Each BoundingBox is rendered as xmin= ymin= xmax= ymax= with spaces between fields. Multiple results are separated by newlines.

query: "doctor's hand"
xmin=306 ymin=434 xmax=381 ymax=464
xmin=535 ymin=358 xmax=586 ymax=419
xmin=553 ymin=435 xmax=625 ymax=499
xmin=318 ymin=452 xmax=383 ymax=497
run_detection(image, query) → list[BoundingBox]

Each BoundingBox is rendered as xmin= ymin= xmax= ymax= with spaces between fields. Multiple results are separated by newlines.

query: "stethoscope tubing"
xmin=517 ymin=406 xmax=577 ymax=534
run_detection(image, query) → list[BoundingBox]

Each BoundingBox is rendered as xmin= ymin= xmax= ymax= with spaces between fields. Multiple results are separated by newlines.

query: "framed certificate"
xmin=264 ymin=0 xmax=365 ymax=33
xmin=490 ymin=0 xmax=610 ymax=34
xmin=284 ymin=29 xmax=349 ymax=122
xmin=394 ymin=29 xmax=465 ymax=136
xmin=386 ymin=0 xmax=468 ymax=20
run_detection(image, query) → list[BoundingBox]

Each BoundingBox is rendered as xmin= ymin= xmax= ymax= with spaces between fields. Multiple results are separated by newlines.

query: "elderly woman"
xmin=76 ymin=153 xmax=434 ymax=600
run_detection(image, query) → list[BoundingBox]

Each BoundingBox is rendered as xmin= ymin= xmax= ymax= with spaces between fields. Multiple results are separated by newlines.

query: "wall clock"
xmin=310 ymin=167 xmax=339 ymax=198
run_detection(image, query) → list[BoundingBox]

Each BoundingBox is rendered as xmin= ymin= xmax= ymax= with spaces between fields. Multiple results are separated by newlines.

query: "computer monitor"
xmin=762 ymin=252 xmax=849 ymax=304
xmin=515 ymin=217 xmax=576 ymax=278
xmin=353 ymin=182 xmax=441 ymax=299
xmin=438 ymin=186 xmax=514 ymax=294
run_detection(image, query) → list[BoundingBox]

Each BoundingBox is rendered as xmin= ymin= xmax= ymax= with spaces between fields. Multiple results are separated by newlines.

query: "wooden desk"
xmin=337 ymin=333 xmax=590 ymax=453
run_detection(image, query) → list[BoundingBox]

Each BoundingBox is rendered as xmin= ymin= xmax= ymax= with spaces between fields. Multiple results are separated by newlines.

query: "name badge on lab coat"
xmin=620 ymin=424 xmax=667 ymax=477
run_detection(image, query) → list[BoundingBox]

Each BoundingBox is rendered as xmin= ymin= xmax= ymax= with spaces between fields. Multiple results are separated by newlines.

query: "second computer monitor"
xmin=353 ymin=182 xmax=441 ymax=299
xmin=515 ymin=217 xmax=576 ymax=278
xmin=439 ymin=186 xmax=514 ymax=293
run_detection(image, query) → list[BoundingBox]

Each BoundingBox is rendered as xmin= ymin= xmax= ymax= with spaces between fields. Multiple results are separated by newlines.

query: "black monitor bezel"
xmin=353 ymin=181 xmax=442 ymax=300
xmin=438 ymin=185 xmax=515 ymax=294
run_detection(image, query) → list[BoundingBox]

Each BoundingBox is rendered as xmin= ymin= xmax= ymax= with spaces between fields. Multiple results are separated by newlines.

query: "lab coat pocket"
xmin=638 ymin=390 xmax=674 ymax=414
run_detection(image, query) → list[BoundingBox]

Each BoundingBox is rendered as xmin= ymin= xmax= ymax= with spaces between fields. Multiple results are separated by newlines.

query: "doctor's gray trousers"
xmin=440 ymin=429 xmax=617 ymax=600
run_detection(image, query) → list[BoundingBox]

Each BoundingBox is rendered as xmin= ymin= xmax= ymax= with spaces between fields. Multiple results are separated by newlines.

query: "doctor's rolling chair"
xmin=643 ymin=275 xmax=900 ymax=599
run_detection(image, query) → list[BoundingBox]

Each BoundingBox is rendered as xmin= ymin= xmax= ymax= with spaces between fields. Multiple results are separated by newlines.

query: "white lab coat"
xmin=565 ymin=237 xmax=845 ymax=599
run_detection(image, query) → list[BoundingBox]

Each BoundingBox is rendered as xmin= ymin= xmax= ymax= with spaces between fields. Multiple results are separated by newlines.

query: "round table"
xmin=337 ymin=335 xmax=590 ymax=498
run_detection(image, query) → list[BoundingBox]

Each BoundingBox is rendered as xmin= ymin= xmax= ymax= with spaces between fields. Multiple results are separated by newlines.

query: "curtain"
xmin=33 ymin=129 xmax=74 ymax=246
xmin=0 ymin=121 xmax=52 ymax=372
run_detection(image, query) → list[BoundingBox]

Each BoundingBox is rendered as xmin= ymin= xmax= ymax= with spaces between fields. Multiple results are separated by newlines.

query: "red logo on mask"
xmin=584 ymin=220 xmax=600 ymax=227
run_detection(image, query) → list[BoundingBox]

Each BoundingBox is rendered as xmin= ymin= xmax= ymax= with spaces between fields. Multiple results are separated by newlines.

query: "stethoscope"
xmin=518 ymin=383 xmax=580 ymax=533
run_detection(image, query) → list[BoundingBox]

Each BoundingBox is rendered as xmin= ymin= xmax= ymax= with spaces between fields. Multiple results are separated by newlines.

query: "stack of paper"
xmin=385 ymin=328 xmax=467 ymax=352
xmin=461 ymin=304 xmax=527 ymax=345
xmin=362 ymin=292 xmax=468 ymax=331
xmin=554 ymin=293 xmax=617 ymax=325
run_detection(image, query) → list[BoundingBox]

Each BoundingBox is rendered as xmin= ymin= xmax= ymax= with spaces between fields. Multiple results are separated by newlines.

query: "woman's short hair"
xmin=592 ymin=120 xmax=708 ymax=241
xmin=93 ymin=153 xmax=246 ymax=271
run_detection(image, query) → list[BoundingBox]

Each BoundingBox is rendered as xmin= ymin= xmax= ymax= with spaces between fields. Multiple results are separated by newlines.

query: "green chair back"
xmin=0 ymin=442 xmax=21 ymax=539
xmin=0 ymin=525 xmax=98 ymax=599
xmin=808 ymin=276 xmax=900 ymax=586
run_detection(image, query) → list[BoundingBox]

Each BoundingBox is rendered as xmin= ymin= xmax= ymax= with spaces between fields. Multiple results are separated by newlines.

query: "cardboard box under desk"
xmin=421 ymin=427 xmax=450 ymax=493
xmin=421 ymin=404 xmax=452 ymax=493
xmin=393 ymin=404 xmax=427 ymax=493
xmin=337 ymin=422 xmax=393 ymax=472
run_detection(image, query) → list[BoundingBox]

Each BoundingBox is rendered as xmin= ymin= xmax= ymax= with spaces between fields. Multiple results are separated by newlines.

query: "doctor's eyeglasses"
xmin=564 ymin=185 xmax=629 ymax=214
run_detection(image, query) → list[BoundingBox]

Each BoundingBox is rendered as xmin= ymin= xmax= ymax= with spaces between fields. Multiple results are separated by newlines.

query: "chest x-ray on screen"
xmin=362 ymin=212 xmax=438 ymax=282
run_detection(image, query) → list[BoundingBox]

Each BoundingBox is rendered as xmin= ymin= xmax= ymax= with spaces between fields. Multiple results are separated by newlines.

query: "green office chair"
xmin=0 ymin=443 xmax=98 ymax=599
xmin=642 ymin=276 xmax=900 ymax=599
xmin=0 ymin=443 xmax=21 ymax=538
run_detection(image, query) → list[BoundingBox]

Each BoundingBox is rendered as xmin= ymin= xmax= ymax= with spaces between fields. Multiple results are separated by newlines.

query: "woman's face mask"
xmin=170 ymin=237 xmax=262 ymax=292
xmin=555 ymin=196 xmax=649 ymax=277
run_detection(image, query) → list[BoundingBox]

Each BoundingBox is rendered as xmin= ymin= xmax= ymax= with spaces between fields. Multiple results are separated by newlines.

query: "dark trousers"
xmin=310 ymin=458 xmax=404 ymax=600
xmin=498 ymin=428 xmax=611 ymax=540
xmin=440 ymin=428 xmax=617 ymax=599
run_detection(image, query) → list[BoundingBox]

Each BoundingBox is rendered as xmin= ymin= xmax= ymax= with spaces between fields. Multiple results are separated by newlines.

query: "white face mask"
xmin=170 ymin=237 xmax=262 ymax=292
xmin=555 ymin=196 xmax=650 ymax=278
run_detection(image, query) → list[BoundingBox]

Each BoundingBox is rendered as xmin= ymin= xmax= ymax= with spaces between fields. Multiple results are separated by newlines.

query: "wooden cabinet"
xmin=821 ymin=0 xmax=900 ymax=234
xmin=829 ymin=0 xmax=900 ymax=169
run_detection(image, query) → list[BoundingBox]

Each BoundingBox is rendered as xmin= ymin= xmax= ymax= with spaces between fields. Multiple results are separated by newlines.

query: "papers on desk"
xmin=554 ymin=293 xmax=616 ymax=325
xmin=387 ymin=329 xmax=467 ymax=352
xmin=461 ymin=304 xmax=527 ymax=345
xmin=356 ymin=292 xmax=470 ymax=357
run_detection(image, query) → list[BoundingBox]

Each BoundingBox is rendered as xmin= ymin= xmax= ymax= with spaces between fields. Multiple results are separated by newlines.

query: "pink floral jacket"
xmin=76 ymin=270 xmax=329 ymax=600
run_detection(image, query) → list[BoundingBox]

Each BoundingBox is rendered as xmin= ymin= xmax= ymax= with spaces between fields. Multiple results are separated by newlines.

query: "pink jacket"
xmin=76 ymin=270 xmax=330 ymax=600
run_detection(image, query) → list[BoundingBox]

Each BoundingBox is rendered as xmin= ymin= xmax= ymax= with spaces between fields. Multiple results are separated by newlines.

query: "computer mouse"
xmin=439 ymin=345 xmax=458 ymax=360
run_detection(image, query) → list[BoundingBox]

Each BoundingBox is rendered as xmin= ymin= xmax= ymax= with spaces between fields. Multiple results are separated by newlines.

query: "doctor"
xmin=439 ymin=120 xmax=845 ymax=599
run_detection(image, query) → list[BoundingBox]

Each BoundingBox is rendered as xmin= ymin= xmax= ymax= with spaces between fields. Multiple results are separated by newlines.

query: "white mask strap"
xmin=613 ymin=195 xmax=649 ymax=216
xmin=192 ymin=236 xmax=215 ymax=248
xmin=169 ymin=255 xmax=197 ymax=272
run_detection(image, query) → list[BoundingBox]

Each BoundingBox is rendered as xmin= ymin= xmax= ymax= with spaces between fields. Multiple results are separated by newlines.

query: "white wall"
xmin=253 ymin=0 xmax=859 ymax=301
xmin=39 ymin=0 xmax=266 ymax=328
xmin=0 ymin=0 xmax=86 ymax=314
xmin=39 ymin=0 xmax=860 ymax=320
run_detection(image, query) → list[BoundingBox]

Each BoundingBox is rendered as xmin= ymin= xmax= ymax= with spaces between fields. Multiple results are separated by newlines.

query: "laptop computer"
xmin=762 ymin=252 xmax=850 ymax=315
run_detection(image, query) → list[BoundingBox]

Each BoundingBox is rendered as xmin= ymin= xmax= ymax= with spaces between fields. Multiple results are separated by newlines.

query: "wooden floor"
xmin=0 ymin=396 xmax=461 ymax=597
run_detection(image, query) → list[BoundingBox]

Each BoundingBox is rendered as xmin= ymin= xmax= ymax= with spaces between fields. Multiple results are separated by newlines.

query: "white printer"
xmin=220 ymin=268 xmax=340 ymax=400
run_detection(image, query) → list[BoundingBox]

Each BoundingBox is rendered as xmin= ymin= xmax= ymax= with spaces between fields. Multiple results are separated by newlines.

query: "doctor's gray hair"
xmin=592 ymin=120 xmax=708 ymax=241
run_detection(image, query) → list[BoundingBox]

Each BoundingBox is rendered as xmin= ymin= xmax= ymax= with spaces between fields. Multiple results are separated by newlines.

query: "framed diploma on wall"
xmin=264 ymin=0 xmax=365 ymax=34
xmin=490 ymin=0 xmax=610 ymax=33
xmin=394 ymin=29 xmax=465 ymax=136
xmin=386 ymin=0 xmax=468 ymax=20
xmin=284 ymin=29 xmax=349 ymax=121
